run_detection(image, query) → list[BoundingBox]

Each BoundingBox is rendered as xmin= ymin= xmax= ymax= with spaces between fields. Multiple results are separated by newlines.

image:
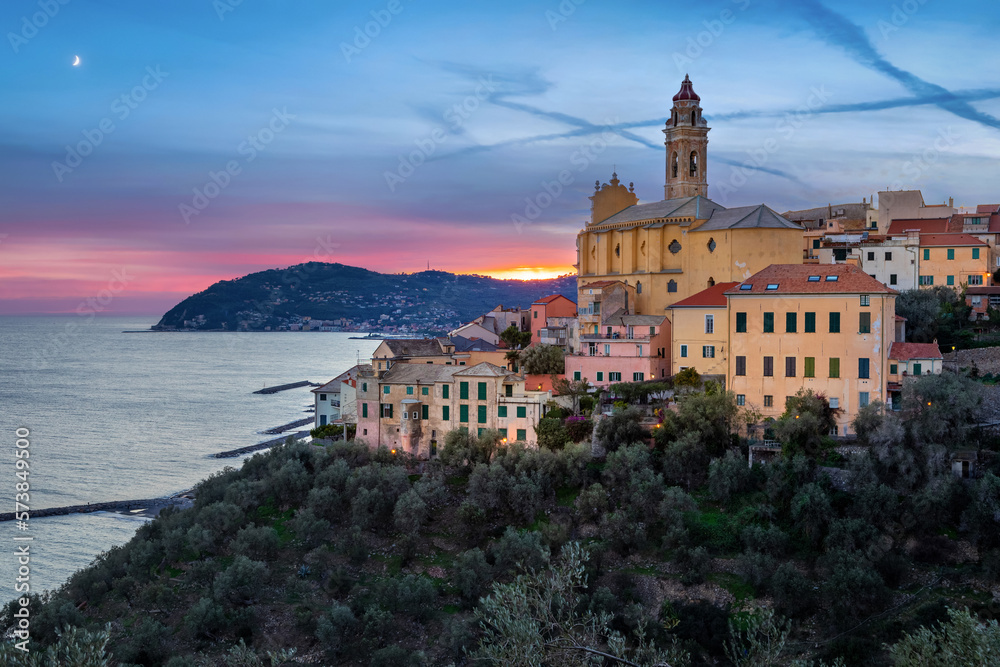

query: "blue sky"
xmin=1 ymin=0 xmax=999 ymax=313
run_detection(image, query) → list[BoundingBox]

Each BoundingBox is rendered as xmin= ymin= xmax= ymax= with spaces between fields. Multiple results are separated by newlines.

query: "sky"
xmin=1 ymin=0 xmax=999 ymax=315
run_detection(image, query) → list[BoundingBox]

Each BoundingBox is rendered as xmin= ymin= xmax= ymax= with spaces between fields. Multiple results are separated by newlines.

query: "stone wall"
xmin=944 ymin=346 xmax=1000 ymax=375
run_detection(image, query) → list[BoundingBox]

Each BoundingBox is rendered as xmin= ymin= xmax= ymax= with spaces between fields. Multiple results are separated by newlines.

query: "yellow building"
xmin=575 ymin=76 xmax=804 ymax=317
xmin=917 ymin=233 xmax=990 ymax=289
xmin=725 ymin=264 xmax=897 ymax=435
xmin=665 ymin=282 xmax=739 ymax=377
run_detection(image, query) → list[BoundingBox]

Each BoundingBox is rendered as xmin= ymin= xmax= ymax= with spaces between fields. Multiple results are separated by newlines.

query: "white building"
xmin=816 ymin=231 xmax=921 ymax=291
xmin=312 ymin=364 xmax=370 ymax=428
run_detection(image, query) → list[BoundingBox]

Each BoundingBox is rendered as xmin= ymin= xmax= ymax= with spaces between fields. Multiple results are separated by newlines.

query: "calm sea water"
xmin=0 ymin=316 xmax=380 ymax=602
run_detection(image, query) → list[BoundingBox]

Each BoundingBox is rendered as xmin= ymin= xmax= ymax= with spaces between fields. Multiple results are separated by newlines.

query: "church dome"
xmin=672 ymin=74 xmax=700 ymax=102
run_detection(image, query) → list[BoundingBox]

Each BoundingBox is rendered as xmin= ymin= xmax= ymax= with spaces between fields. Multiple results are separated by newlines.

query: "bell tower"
xmin=663 ymin=75 xmax=710 ymax=200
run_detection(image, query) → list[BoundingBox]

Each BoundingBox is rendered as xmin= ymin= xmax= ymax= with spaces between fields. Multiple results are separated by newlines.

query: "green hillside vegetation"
xmin=154 ymin=262 xmax=576 ymax=332
xmin=4 ymin=373 xmax=1000 ymax=665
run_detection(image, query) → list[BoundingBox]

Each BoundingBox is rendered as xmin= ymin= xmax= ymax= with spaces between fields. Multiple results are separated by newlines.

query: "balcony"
xmin=580 ymin=333 xmax=652 ymax=341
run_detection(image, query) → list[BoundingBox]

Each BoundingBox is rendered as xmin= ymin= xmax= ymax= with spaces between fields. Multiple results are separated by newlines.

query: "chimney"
xmin=949 ymin=197 xmax=954 ymax=208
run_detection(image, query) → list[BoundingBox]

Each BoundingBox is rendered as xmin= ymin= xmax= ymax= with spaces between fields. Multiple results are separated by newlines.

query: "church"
xmin=575 ymin=75 xmax=805 ymax=323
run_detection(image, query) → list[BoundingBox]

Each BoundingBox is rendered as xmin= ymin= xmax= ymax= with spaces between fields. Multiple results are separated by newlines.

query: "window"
xmin=459 ymin=382 xmax=469 ymax=399
xmin=499 ymin=429 xmax=507 ymax=441
xmin=703 ymin=346 xmax=715 ymax=358
xmin=680 ymin=345 xmax=687 ymax=358
xmin=813 ymin=239 xmax=821 ymax=249
xmin=650 ymin=326 xmax=656 ymax=336
xmin=973 ymin=248 xmax=980 ymax=259
xmin=763 ymin=312 xmax=774 ymax=333
xmin=319 ymin=393 xmax=327 ymax=401
xmin=764 ymin=395 xmax=774 ymax=408
xmin=740 ymin=284 xmax=753 ymax=290
xmin=736 ymin=312 xmax=747 ymax=333
xmin=804 ymin=357 xmax=815 ymax=377
xmin=421 ymin=386 xmax=429 ymax=396
xmin=947 ymin=275 xmax=955 ymax=286
xmin=766 ymin=284 xmax=779 ymax=291
xmin=890 ymin=274 xmax=897 ymax=285
xmin=859 ymin=392 xmax=870 ymax=408
xmin=421 ymin=405 xmax=428 ymax=420
xmin=517 ymin=406 xmax=526 ymax=418
xmin=362 ymin=402 xmax=368 ymax=418
xmin=860 ymin=295 xmax=870 ymax=306
xmin=786 ymin=312 xmax=797 ymax=333
xmin=859 ymin=312 xmax=871 ymax=334
xmin=383 ymin=386 xmax=390 ymax=395
xmin=736 ymin=356 xmax=746 ymax=376
xmin=785 ymin=357 xmax=796 ymax=377
xmin=596 ymin=372 xmax=604 ymax=382
xmin=516 ymin=429 xmax=527 ymax=441
xmin=829 ymin=358 xmax=840 ymax=378
xmin=923 ymin=248 xmax=930 ymax=261
xmin=633 ymin=372 xmax=645 ymax=381
xmin=533 ymin=310 xmax=538 ymax=318
xmin=459 ymin=405 xmax=469 ymax=422
xmin=608 ymin=372 xmax=621 ymax=382
xmin=829 ymin=397 xmax=839 ymax=409
xmin=668 ymin=280 xmax=677 ymax=293
xmin=834 ymin=249 xmax=847 ymax=261
xmin=477 ymin=382 xmax=487 ymax=400
xmin=913 ymin=362 xmax=923 ymax=376
xmin=362 ymin=382 xmax=367 ymax=392
xmin=885 ymin=252 xmax=892 ymax=261
xmin=859 ymin=358 xmax=870 ymax=379
xmin=498 ymin=406 xmax=507 ymax=418
xmin=505 ymin=384 xmax=513 ymax=397
xmin=969 ymin=274 xmax=984 ymax=286
xmin=442 ymin=405 xmax=450 ymax=420
xmin=381 ymin=403 xmax=393 ymax=418
xmin=478 ymin=405 xmax=487 ymax=424
xmin=406 ymin=386 xmax=414 ymax=395
xmin=705 ymin=315 xmax=714 ymax=334
xmin=868 ymin=251 xmax=875 ymax=261
xmin=890 ymin=363 xmax=898 ymax=374
xmin=737 ymin=394 xmax=745 ymax=406
xmin=825 ymin=275 xmax=839 ymax=282
xmin=919 ymin=275 xmax=934 ymax=286
xmin=947 ymin=249 xmax=955 ymax=260
xmin=763 ymin=356 xmax=774 ymax=377
xmin=604 ymin=344 xmax=610 ymax=355
xmin=829 ymin=311 xmax=840 ymax=333
xmin=402 ymin=412 xmax=408 ymax=421
xmin=808 ymin=275 xmax=820 ymax=282
xmin=573 ymin=371 xmax=581 ymax=381
xmin=442 ymin=384 xmax=449 ymax=399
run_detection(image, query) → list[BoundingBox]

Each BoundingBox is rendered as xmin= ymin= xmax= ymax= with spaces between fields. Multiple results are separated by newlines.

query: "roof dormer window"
xmin=765 ymin=284 xmax=779 ymax=291
xmin=807 ymin=276 xmax=820 ymax=282
xmin=825 ymin=275 xmax=839 ymax=282
xmin=739 ymin=284 xmax=753 ymax=291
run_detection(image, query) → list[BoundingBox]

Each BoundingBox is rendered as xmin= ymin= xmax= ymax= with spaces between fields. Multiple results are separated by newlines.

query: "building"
xmin=354 ymin=361 xmax=552 ymax=457
xmin=875 ymin=190 xmax=956 ymax=235
xmin=665 ymin=282 xmax=739 ymax=377
xmin=312 ymin=364 xmax=370 ymax=428
xmin=817 ymin=231 xmax=920 ymax=290
xmin=783 ymin=201 xmax=873 ymax=262
xmin=967 ymin=286 xmax=1000 ymax=320
xmin=916 ymin=234 xmax=990 ymax=288
xmin=451 ymin=304 xmax=531 ymax=346
xmin=886 ymin=342 xmax=943 ymax=410
xmin=574 ymin=76 xmax=804 ymax=318
xmin=529 ymin=294 xmax=577 ymax=344
xmin=726 ymin=264 xmax=897 ymax=435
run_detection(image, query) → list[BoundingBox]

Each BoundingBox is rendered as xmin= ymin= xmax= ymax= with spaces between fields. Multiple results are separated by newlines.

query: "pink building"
xmin=564 ymin=313 xmax=671 ymax=388
xmin=530 ymin=294 xmax=577 ymax=344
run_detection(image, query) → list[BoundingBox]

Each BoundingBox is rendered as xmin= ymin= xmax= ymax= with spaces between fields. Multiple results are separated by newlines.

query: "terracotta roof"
xmin=889 ymin=342 xmax=942 ymax=361
xmin=668 ymin=282 xmax=740 ymax=308
xmin=724 ymin=264 xmax=897 ymax=295
xmin=886 ymin=218 xmax=950 ymax=235
xmin=919 ymin=233 xmax=988 ymax=247
xmin=976 ymin=205 xmax=1000 ymax=214
xmin=895 ymin=315 xmax=907 ymax=321
xmin=967 ymin=287 xmax=1000 ymax=295
xmin=532 ymin=294 xmax=575 ymax=306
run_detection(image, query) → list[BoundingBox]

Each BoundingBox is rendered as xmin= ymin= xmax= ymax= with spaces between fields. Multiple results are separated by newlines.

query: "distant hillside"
xmin=154 ymin=262 xmax=577 ymax=332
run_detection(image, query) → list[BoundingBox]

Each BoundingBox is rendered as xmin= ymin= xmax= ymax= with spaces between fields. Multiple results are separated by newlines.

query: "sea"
xmin=0 ymin=316 xmax=381 ymax=604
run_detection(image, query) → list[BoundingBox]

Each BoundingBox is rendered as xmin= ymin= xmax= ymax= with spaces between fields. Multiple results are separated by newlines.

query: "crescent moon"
xmin=72 ymin=55 xmax=81 ymax=66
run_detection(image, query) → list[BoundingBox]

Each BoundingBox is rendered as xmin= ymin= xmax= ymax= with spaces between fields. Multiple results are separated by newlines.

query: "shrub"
xmin=316 ymin=603 xmax=357 ymax=659
xmin=184 ymin=596 xmax=226 ymax=639
xmin=564 ymin=416 xmax=593 ymax=442
xmin=491 ymin=527 xmax=549 ymax=575
xmin=575 ymin=483 xmax=609 ymax=522
xmin=599 ymin=510 xmax=647 ymax=554
xmin=662 ymin=432 xmax=711 ymax=491
xmin=393 ymin=488 xmax=428 ymax=536
xmin=741 ymin=524 xmax=788 ymax=557
xmin=595 ymin=407 xmax=649 ymax=453
xmin=708 ymin=450 xmax=756 ymax=503
xmin=769 ymin=562 xmax=814 ymax=617
xmin=290 ymin=507 xmax=331 ymax=548
xmin=774 ymin=389 xmax=837 ymax=460
xmin=114 ymin=617 xmax=170 ymax=666
xmin=454 ymin=548 xmax=494 ymax=603
xmin=213 ymin=556 xmax=269 ymax=605
xmin=519 ymin=343 xmax=565 ymax=374
xmin=737 ymin=549 xmax=775 ymax=589
xmin=791 ymin=483 xmax=832 ymax=547
xmin=535 ymin=418 xmax=571 ymax=450
xmin=231 ymin=525 xmax=280 ymax=561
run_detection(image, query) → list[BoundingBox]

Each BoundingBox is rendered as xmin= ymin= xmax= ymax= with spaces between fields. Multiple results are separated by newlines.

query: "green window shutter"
xmin=947 ymin=249 xmax=955 ymax=260
xmin=498 ymin=406 xmax=507 ymax=418
xmin=573 ymin=371 xmax=581 ymax=381
xmin=813 ymin=239 xmax=820 ymax=249
xmin=459 ymin=404 xmax=468 ymax=422
xmin=736 ymin=312 xmax=747 ymax=333
xmin=804 ymin=312 xmax=816 ymax=333
xmin=859 ymin=358 xmax=870 ymax=379
xmin=478 ymin=405 xmax=487 ymax=424
xmin=786 ymin=312 xmax=797 ymax=333
xmin=804 ymin=357 xmax=815 ymax=377
xmin=383 ymin=385 xmax=390 ymax=394
xmin=362 ymin=403 xmax=368 ymax=418
xmin=947 ymin=275 xmax=954 ymax=286
xmin=407 ymin=386 xmax=413 ymax=395
xmin=500 ymin=428 xmax=508 ymax=440
xmin=913 ymin=363 xmax=922 ymax=376
xmin=421 ymin=386 xmax=429 ymax=396
xmin=477 ymin=382 xmax=487 ymax=400
xmin=859 ymin=312 xmax=871 ymax=334
xmin=442 ymin=385 xmax=449 ymax=399
xmin=478 ymin=428 xmax=485 ymax=437
xmin=596 ymin=372 xmax=603 ymax=382
xmin=923 ymin=248 xmax=930 ymax=260
xmin=460 ymin=382 xmax=468 ymax=399
xmin=763 ymin=312 xmax=774 ymax=333
xmin=421 ymin=405 xmax=428 ymax=420
xmin=973 ymin=248 xmax=980 ymax=259
xmin=517 ymin=406 xmax=526 ymax=418
xmin=442 ymin=405 xmax=450 ymax=420
xmin=829 ymin=358 xmax=840 ymax=378
xmin=516 ymin=429 xmax=527 ymax=441
xmin=829 ymin=312 xmax=840 ymax=333
xmin=890 ymin=363 xmax=897 ymax=374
